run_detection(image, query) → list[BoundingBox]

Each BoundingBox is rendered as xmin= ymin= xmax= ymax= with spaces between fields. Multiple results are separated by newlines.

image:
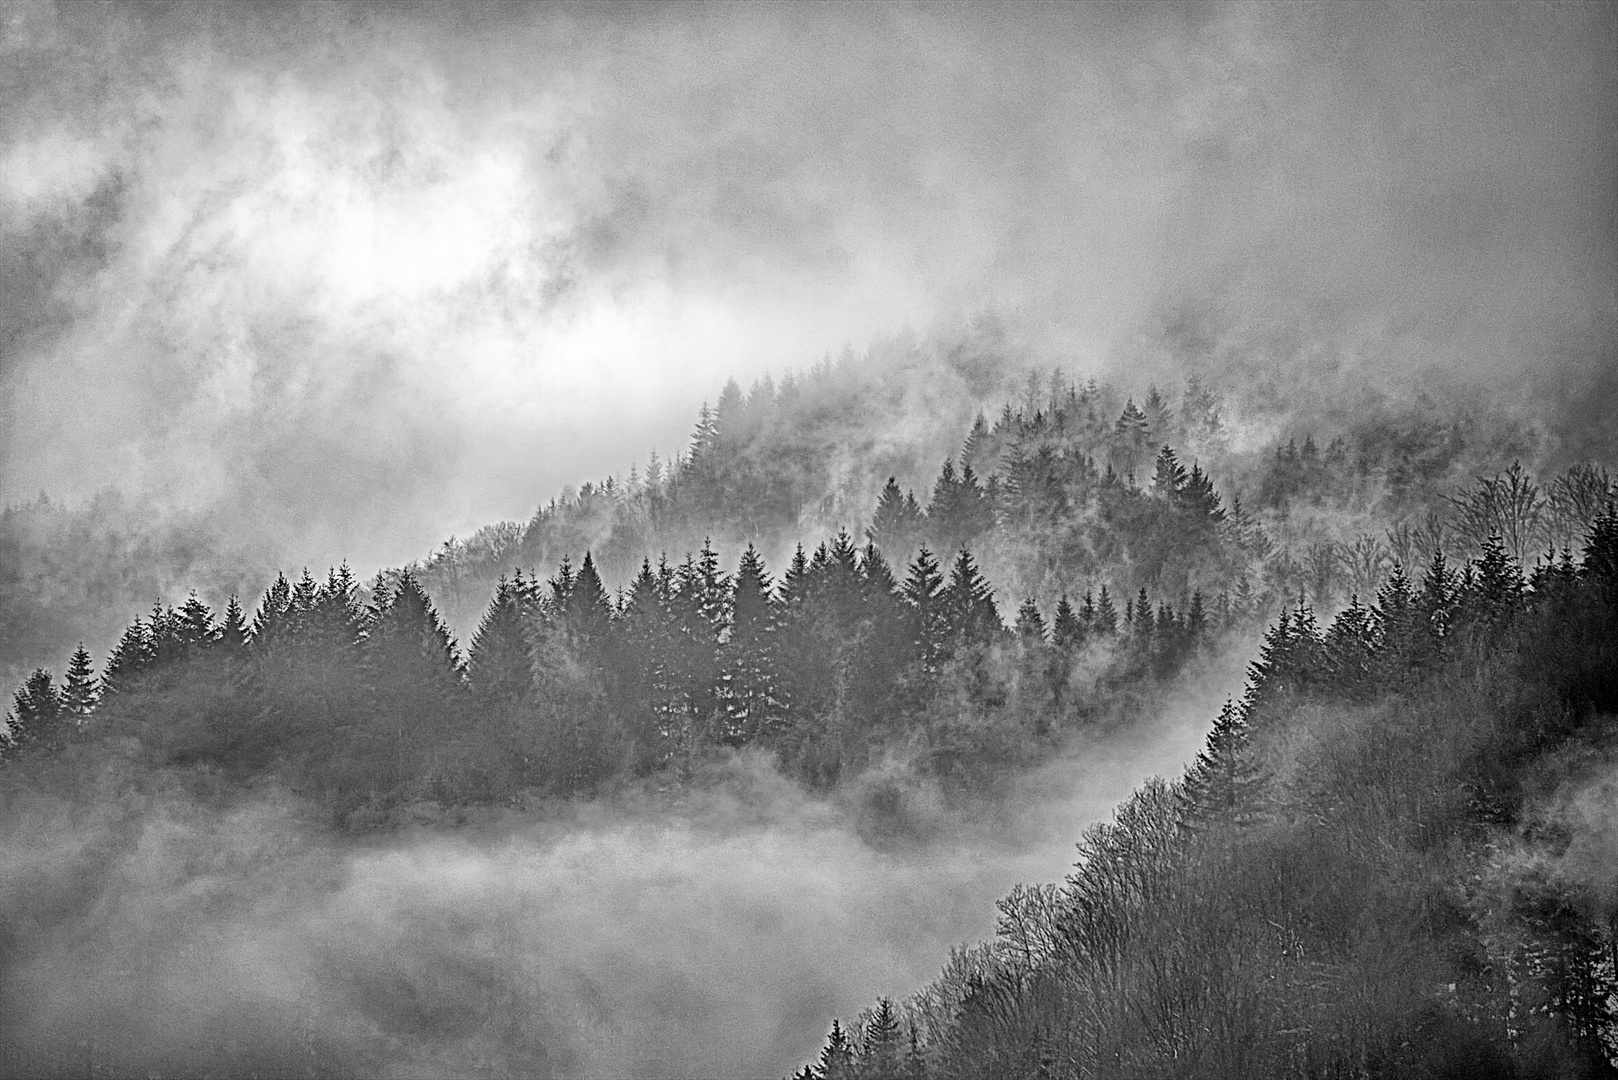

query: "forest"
xmin=4 ymin=364 xmax=1616 ymax=1077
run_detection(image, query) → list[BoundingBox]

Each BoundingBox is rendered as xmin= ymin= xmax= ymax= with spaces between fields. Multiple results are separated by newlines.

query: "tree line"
xmin=2 ymin=531 xmax=1230 ymax=821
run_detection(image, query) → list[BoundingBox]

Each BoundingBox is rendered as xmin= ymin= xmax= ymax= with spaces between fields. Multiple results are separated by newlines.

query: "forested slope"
xmin=799 ymin=517 xmax=1618 ymax=1079
xmin=4 ymin=364 xmax=1615 ymax=1078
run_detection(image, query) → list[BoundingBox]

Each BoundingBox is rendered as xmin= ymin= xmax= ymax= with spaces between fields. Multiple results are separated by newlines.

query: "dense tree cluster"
xmin=801 ymin=510 xmax=1618 ymax=1079
xmin=3 ymin=531 xmax=1227 ymax=818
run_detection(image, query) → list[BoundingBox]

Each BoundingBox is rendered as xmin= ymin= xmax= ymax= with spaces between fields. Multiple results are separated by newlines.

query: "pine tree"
xmin=1467 ymin=534 xmax=1524 ymax=632
xmin=251 ymin=573 xmax=294 ymax=649
xmin=362 ymin=570 xmax=465 ymax=792
xmin=779 ymin=544 xmax=812 ymax=610
xmin=565 ymin=551 xmax=613 ymax=646
xmin=961 ymin=410 xmax=990 ymax=473
xmin=1094 ymin=586 xmax=1118 ymax=635
xmin=1374 ymin=563 xmax=1419 ymax=675
xmin=942 ymin=548 xmax=1000 ymax=646
xmin=218 ymin=595 xmax=250 ymax=654
xmin=1015 ymin=597 xmax=1047 ymax=646
xmin=61 ymin=644 xmax=97 ymax=719
xmin=861 ymin=998 xmax=904 ymax=1077
xmin=1052 ymin=594 xmax=1085 ymax=651
xmin=468 ymin=574 xmax=536 ymax=708
xmin=903 ymin=547 xmax=949 ymax=669
xmin=817 ymin=1019 xmax=856 ymax=1080
xmin=310 ymin=564 xmax=365 ymax=650
xmin=146 ymin=601 xmax=183 ymax=670
xmin=860 ymin=542 xmax=898 ymax=598
xmin=177 ymin=592 xmax=217 ymax=648
xmin=1182 ymin=699 xmax=1264 ymax=825
xmin=1187 ymin=591 xmax=1207 ymax=643
xmin=1415 ymin=550 xmax=1458 ymax=665
xmin=5 ymin=668 xmax=66 ymax=758
xmin=1132 ymin=588 xmax=1154 ymax=650
xmin=100 ymin=618 xmax=151 ymax=698
xmin=868 ymin=477 xmax=924 ymax=556
xmin=1323 ymin=595 xmax=1378 ymax=694
xmin=1152 ymin=445 xmax=1187 ymax=499
xmin=720 ymin=545 xmax=779 ymax=744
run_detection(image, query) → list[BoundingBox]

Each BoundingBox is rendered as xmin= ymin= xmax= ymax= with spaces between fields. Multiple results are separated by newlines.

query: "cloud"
xmin=1 ymin=2 xmax=1611 ymax=569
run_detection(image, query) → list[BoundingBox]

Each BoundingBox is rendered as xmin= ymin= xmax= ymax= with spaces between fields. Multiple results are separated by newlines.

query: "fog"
xmin=2 ymin=2 xmax=1611 ymax=571
xmin=0 ymin=638 xmax=1252 ymax=1078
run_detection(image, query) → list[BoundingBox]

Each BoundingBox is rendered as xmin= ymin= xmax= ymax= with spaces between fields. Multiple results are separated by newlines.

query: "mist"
xmin=0 ymin=635 xmax=1251 ymax=1079
xmin=3 ymin=2 xmax=1611 ymax=572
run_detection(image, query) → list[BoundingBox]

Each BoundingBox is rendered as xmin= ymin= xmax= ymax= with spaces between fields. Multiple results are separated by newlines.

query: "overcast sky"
xmin=1 ymin=1 xmax=1612 ymax=569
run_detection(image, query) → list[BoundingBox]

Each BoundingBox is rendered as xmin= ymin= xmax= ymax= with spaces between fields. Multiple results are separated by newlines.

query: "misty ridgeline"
xmin=4 ymin=357 xmax=1618 ymax=1078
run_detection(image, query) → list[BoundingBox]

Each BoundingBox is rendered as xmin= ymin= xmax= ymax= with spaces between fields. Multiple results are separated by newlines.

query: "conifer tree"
xmin=251 ymin=573 xmax=293 ymax=649
xmin=1183 ymin=699 xmax=1263 ymax=827
xmin=942 ymin=548 xmax=1000 ymax=646
xmin=61 ymin=644 xmax=97 ymax=719
xmin=1373 ymin=563 xmax=1419 ymax=675
xmin=1152 ymin=445 xmax=1187 ymax=499
xmin=1015 ymin=597 xmax=1047 ymax=645
xmin=860 ymin=542 xmax=898 ymax=598
xmin=868 ymin=477 xmax=925 ymax=555
xmin=5 ymin=669 xmax=66 ymax=758
xmin=902 ymin=547 xmax=948 ymax=669
xmin=861 ymin=998 xmax=904 ymax=1077
xmin=817 ymin=1019 xmax=856 ymax=1080
xmin=100 ymin=618 xmax=150 ymax=698
xmin=779 ymin=544 xmax=812 ymax=609
xmin=1094 ymin=585 xmax=1118 ymax=635
xmin=1323 ymin=595 xmax=1378 ymax=694
xmin=146 ymin=601 xmax=183 ymax=670
xmin=468 ymin=574 xmax=535 ymax=708
xmin=1467 ymin=534 xmax=1524 ymax=632
xmin=1052 ymin=594 xmax=1085 ymax=651
xmin=1415 ymin=550 xmax=1458 ymax=664
xmin=720 ymin=545 xmax=779 ymax=744
xmin=218 ymin=596 xmax=249 ymax=654
xmin=565 ymin=552 xmax=613 ymax=646
xmin=310 ymin=564 xmax=365 ymax=650
xmin=1187 ymin=591 xmax=1207 ymax=642
xmin=177 ymin=592 xmax=217 ymax=649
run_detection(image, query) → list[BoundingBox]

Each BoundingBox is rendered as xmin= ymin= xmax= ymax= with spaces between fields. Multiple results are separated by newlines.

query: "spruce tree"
xmin=311 ymin=564 xmax=365 ymax=650
xmin=868 ymin=477 xmax=924 ymax=556
xmin=902 ymin=547 xmax=948 ymax=669
xmin=942 ymin=548 xmax=1000 ymax=646
xmin=351 ymin=571 xmax=463 ymax=795
xmin=817 ymin=1019 xmax=856 ymax=1080
xmin=218 ymin=596 xmax=249 ymax=654
xmin=251 ymin=573 xmax=294 ymax=649
xmin=1468 ymin=534 xmax=1524 ymax=632
xmin=1323 ymin=595 xmax=1378 ymax=694
xmin=1094 ymin=585 xmax=1118 ymax=635
xmin=100 ymin=618 xmax=151 ymax=698
xmin=61 ymin=645 xmax=97 ymax=719
xmin=177 ymin=592 xmax=217 ymax=649
xmin=1052 ymin=594 xmax=1085 ymax=651
xmin=565 ymin=552 xmax=613 ymax=646
xmin=861 ymin=998 xmax=904 ymax=1076
xmin=1152 ymin=445 xmax=1187 ymax=499
xmin=468 ymin=574 xmax=535 ymax=708
xmin=1015 ymin=597 xmax=1047 ymax=645
xmin=860 ymin=542 xmax=898 ymax=598
xmin=720 ymin=545 xmax=779 ymax=744
xmin=5 ymin=669 xmax=66 ymax=757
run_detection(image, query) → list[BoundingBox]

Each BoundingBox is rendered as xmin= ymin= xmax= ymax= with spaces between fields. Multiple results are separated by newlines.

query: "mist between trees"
xmin=3 ymin=362 xmax=1616 ymax=1077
